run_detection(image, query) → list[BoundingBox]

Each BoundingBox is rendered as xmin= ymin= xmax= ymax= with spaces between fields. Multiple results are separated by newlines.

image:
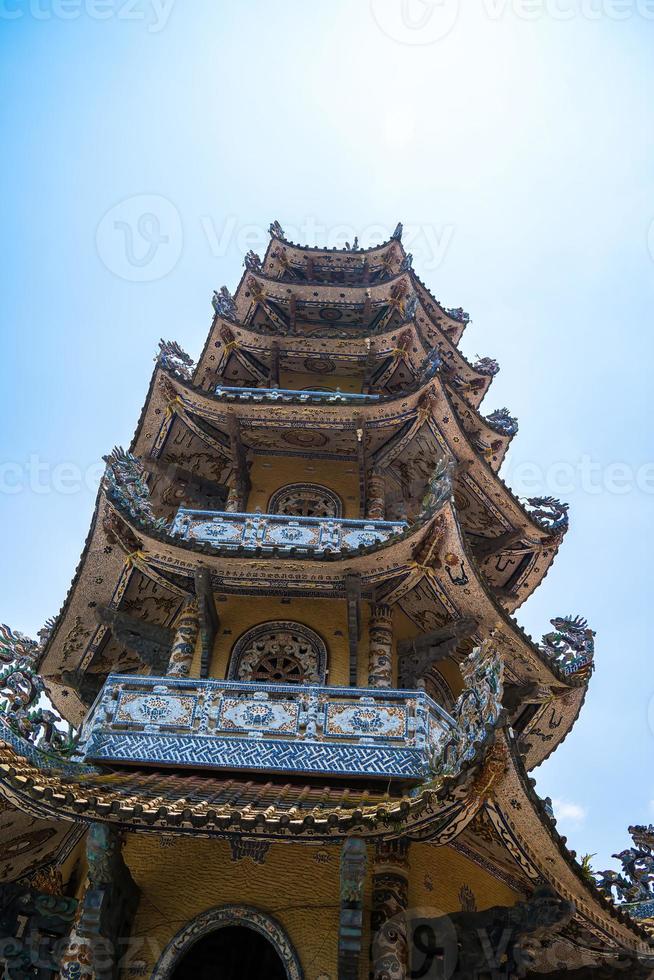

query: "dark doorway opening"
xmin=171 ymin=925 xmax=288 ymax=980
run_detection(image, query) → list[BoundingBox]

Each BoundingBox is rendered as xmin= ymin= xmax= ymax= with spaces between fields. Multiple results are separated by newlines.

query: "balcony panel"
xmin=171 ymin=509 xmax=408 ymax=553
xmin=82 ymin=676 xmax=455 ymax=782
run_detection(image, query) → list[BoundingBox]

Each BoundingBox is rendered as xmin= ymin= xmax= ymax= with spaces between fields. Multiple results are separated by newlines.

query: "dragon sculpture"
xmin=244 ymin=250 xmax=263 ymax=272
xmin=486 ymin=407 xmax=519 ymax=437
xmin=391 ymin=222 xmax=403 ymax=241
xmin=431 ymin=640 xmax=504 ymax=778
xmin=0 ymin=624 xmax=77 ymax=754
xmin=595 ymin=826 xmax=654 ymax=904
xmin=156 ymin=339 xmax=194 ymax=381
xmin=524 ymin=496 xmax=570 ymax=534
xmin=444 ymin=306 xmax=470 ymax=324
xmin=421 ymin=456 xmax=455 ymax=514
xmin=103 ymin=447 xmax=171 ymax=535
xmin=472 ymin=356 xmax=500 ymax=377
xmin=540 ymin=615 xmax=595 ymax=676
xmin=269 ymin=220 xmax=285 ymax=239
xmin=212 ymin=286 xmax=237 ymax=320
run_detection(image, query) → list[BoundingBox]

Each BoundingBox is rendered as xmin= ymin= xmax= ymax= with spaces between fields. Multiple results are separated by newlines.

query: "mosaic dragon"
xmin=595 ymin=825 xmax=654 ymax=904
xmin=103 ymin=446 xmax=171 ymax=535
xmin=0 ymin=624 xmax=77 ymax=754
xmin=540 ymin=615 xmax=595 ymax=675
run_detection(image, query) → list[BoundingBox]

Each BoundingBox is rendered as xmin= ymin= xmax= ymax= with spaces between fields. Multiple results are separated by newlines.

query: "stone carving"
xmin=404 ymin=292 xmax=419 ymax=320
xmin=596 ymin=825 xmax=654 ymax=904
xmin=269 ymin=220 xmax=285 ymax=239
xmin=103 ymin=447 xmax=170 ymax=534
xmin=228 ymin=621 xmax=327 ymax=684
xmin=211 ymin=286 xmax=237 ymax=320
xmin=525 ymin=496 xmax=570 ymax=533
xmin=0 ymin=624 xmax=78 ymax=755
xmin=244 ymin=250 xmax=263 ymax=272
xmin=540 ymin=615 xmax=594 ymax=676
xmin=444 ymin=306 xmax=470 ymax=323
xmin=486 ymin=407 xmax=519 ymax=437
xmin=431 ymin=640 xmax=503 ymax=778
xmin=472 ymin=356 xmax=500 ymax=376
xmin=156 ymin=339 xmax=194 ymax=381
xmin=419 ymin=885 xmax=573 ymax=979
xmin=421 ymin=456 xmax=455 ymax=513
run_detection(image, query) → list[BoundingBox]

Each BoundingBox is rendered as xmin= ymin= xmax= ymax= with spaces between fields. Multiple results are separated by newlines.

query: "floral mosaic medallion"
xmin=324 ymin=702 xmax=407 ymax=739
xmin=151 ymin=905 xmax=303 ymax=980
xmin=115 ymin=692 xmax=196 ymax=727
xmin=219 ymin=696 xmax=299 ymax=734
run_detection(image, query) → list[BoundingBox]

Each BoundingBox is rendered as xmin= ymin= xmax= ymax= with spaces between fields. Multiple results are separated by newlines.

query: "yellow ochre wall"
xmin=120 ymin=835 xmax=521 ymax=979
xmin=246 ymin=453 xmax=361 ymax=519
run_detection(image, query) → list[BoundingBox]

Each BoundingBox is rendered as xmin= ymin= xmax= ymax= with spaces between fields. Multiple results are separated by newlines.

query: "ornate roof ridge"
xmin=263 ymin=220 xmax=405 ymax=257
xmin=505 ymin=732 xmax=654 ymax=946
xmin=0 ymin=721 xmax=500 ymax=841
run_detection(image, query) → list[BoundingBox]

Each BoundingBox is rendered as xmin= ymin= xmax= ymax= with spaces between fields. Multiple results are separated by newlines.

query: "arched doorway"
xmin=152 ymin=905 xmax=303 ymax=980
xmin=171 ymin=925 xmax=287 ymax=979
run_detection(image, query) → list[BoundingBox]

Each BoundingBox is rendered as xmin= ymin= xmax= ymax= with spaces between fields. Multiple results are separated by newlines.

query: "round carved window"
xmin=268 ymin=483 xmax=342 ymax=518
xmin=228 ymin=621 xmax=328 ymax=685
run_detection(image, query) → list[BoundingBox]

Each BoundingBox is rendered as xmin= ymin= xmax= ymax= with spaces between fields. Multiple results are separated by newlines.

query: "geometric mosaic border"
xmin=86 ymin=731 xmax=429 ymax=780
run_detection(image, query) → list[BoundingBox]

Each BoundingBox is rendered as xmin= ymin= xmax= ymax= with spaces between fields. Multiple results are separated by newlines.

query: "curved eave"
xmin=410 ymin=270 xmax=469 ymax=345
xmin=109 ymin=489 xmax=575 ymax=701
xmin=232 ymin=266 xmax=411 ymax=318
xmin=490 ymin=730 xmax=653 ymax=959
xmin=0 ymin=718 xmax=496 ymax=843
xmin=195 ymin=310 xmax=491 ymax=410
xmin=139 ymin=367 xmax=560 ymax=605
xmin=262 ymin=228 xmax=404 ymax=261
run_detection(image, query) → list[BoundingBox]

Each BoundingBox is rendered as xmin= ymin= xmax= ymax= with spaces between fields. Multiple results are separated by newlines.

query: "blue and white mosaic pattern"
xmin=214 ymin=385 xmax=379 ymax=404
xmin=171 ymin=509 xmax=407 ymax=554
xmin=82 ymin=676 xmax=455 ymax=781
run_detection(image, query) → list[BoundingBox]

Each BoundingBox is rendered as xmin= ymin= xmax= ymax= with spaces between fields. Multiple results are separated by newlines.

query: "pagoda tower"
xmin=0 ymin=222 xmax=651 ymax=979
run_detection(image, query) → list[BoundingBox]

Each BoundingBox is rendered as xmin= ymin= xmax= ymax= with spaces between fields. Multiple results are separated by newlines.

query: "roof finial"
xmin=269 ymin=220 xmax=285 ymax=239
xmin=212 ymin=286 xmax=237 ymax=321
xmin=392 ymin=222 xmax=403 ymax=241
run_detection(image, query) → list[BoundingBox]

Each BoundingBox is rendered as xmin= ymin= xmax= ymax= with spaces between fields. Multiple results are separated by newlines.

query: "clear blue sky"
xmin=1 ymin=1 xmax=653 ymax=873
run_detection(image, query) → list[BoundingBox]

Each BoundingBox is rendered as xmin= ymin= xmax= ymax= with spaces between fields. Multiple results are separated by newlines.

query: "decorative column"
xmin=370 ymin=839 xmax=410 ymax=980
xmin=366 ymin=468 xmax=386 ymax=521
xmin=225 ymin=483 xmax=240 ymax=512
xmin=368 ymin=604 xmax=393 ymax=688
xmin=338 ymin=837 xmax=368 ymax=980
xmin=59 ymin=823 xmax=139 ymax=980
xmin=166 ymin=599 xmax=199 ymax=677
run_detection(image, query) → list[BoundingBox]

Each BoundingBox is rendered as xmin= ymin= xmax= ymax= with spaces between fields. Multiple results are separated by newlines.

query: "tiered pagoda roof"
xmin=0 ymin=221 xmax=649 ymax=976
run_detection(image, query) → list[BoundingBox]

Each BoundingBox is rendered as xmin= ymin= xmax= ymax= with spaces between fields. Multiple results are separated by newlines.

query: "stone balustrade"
xmin=81 ymin=676 xmax=455 ymax=782
xmin=171 ymin=508 xmax=407 ymax=553
xmin=214 ymin=385 xmax=379 ymax=404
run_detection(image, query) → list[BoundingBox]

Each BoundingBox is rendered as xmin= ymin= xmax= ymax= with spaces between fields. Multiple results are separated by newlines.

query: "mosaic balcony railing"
xmin=214 ymin=385 xmax=380 ymax=404
xmin=81 ymin=676 xmax=456 ymax=782
xmin=171 ymin=509 xmax=408 ymax=554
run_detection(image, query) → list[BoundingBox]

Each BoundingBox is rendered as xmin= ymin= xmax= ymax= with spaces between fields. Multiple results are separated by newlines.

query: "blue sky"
xmin=1 ymin=0 xmax=653 ymax=873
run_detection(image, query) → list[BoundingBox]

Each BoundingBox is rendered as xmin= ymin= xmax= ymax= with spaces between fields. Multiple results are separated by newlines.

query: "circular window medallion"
xmin=282 ymin=430 xmax=329 ymax=448
xmin=269 ymin=483 xmax=342 ymax=518
xmin=229 ymin=622 xmax=328 ymax=685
